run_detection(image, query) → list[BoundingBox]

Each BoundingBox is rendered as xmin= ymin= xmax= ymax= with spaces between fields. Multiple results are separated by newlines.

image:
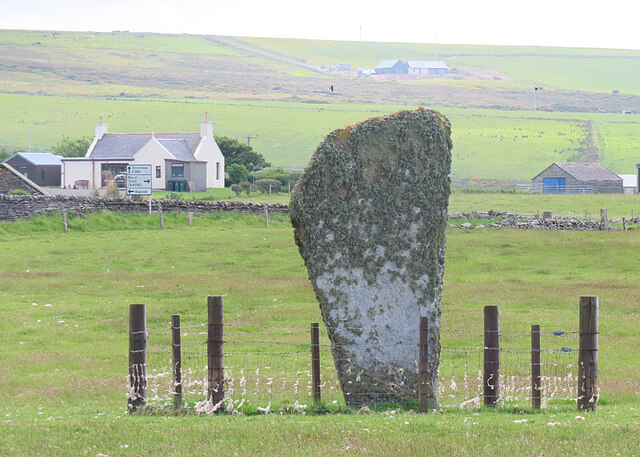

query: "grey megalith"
xmin=290 ymin=108 xmax=452 ymax=407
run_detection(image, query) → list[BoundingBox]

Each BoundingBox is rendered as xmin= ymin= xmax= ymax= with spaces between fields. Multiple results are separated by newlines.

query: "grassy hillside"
xmin=1 ymin=29 xmax=640 ymax=183
xmin=3 ymin=93 xmax=640 ymax=180
xmin=240 ymin=36 xmax=640 ymax=94
xmin=0 ymin=212 xmax=639 ymax=455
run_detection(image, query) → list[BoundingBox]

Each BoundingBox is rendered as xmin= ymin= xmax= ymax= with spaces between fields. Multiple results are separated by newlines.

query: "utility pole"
xmin=241 ymin=134 xmax=258 ymax=146
xmin=533 ymin=87 xmax=539 ymax=111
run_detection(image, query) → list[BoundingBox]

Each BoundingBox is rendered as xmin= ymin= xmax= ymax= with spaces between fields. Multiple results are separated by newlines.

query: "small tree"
xmin=227 ymin=163 xmax=249 ymax=185
xmin=52 ymin=136 xmax=92 ymax=157
xmin=214 ymin=136 xmax=270 ymax=169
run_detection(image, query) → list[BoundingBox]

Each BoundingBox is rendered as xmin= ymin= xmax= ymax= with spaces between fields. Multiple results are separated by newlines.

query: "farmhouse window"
xmin=171 ymin=163 xmax=184 ymax=177
xmin=156 ymin=166 xmax=161 ymax=178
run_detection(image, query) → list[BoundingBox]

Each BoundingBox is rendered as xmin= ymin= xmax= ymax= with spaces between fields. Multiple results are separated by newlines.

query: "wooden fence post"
xmin=62 ymin=209 xmax=68 ymax=232
xmin=310 ymin=322 xmax=321 ymax=403
xmin=578 ymin=296 xmax=599 ymax=412
xmin=418 ymin=316 xmax=436 ymax=412
xmin=531 ymin=324 xmax=541 ymax=409
xmin=484 ymin=305 xmax=499 ymax=407
xmin=159 ymin=202 xmax=164 ymax=228
xmin=171 ymin=314 xmax=182 ymax=410
xmin=187 ymin=212 xmax=194 ymax=227
xmin=207 ymin=296 xmax=224 ymax=411
xmin=264 ymin=204 xmax=269 ymax=227
xmin=128 ymin=304 xmax=147 ymax=412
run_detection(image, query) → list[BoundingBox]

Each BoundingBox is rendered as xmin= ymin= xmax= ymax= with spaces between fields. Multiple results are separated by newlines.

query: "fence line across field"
xmin=127 ymin=296 xmax=599 ymax=414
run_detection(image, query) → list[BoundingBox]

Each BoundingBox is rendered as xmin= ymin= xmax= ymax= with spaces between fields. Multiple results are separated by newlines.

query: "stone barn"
xmin=531 ymin=163 xmax=623 ymax=194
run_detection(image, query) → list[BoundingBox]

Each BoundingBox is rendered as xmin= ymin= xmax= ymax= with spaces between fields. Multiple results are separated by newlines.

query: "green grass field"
xmin=154 ymin=188 xmax=640 ymax=221
xmin=3 ymin=93 xmax=640 ymax=180
xmin=1 ymin=210 xmax=639 ymax=455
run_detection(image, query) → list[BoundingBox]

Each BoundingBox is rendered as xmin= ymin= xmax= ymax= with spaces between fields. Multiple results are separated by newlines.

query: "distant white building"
xmin=61 ymin=114 xmax=225 ymax=191
xmin=619 ymin=174 xmax=637 ymax=194
xmin=406 ymin=60 xmax=448 ymax=75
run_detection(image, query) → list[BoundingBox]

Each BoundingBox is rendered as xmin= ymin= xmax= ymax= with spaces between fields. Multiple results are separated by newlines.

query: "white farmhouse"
xmin=61 ymin=114 xmax=225 ymax=191
xmin=406 ymin=60 xmax=448 ymax=75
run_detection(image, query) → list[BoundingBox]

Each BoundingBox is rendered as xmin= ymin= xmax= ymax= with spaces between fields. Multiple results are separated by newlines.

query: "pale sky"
xmin=1 ymin=0 xmax=639 ymax=50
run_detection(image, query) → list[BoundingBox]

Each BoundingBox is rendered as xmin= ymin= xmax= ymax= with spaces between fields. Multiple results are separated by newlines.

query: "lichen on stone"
xmin=290 ymin=108 xmax=452 ymax=406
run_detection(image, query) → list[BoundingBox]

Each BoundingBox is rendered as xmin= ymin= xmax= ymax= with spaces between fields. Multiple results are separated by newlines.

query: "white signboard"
xmin=126 ymin=164 xmax=152 ymax=195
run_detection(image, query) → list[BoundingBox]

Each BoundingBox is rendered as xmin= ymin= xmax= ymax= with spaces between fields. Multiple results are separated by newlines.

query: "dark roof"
xmin=554 ymin=163 xmax=622 ymax=181
xmin=90 ymin=133 xmax=201 ymax=160
xmin=406 ymin=60 xmax=448 ymax=69
xmin=157 ymin=139 xmax=196 ymax=161
xmin=3 ymin=152 xmax=62 ymax=166
xmin=534 ymin=163 xmax=622 ymax=181
xmin=375 ymin=59 xmax=403 ymax=69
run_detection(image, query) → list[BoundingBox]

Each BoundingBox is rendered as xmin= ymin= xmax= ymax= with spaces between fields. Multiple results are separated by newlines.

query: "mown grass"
xmin=0 ymin=210 xmax=639 ymax=455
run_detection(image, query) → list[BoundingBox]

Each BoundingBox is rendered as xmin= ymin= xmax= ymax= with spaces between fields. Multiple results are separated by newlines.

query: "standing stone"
xmin=290 ymin=108 xmax=452 ymax=407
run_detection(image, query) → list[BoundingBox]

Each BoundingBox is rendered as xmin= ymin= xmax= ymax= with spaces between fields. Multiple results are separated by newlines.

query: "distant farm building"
xmin=61 ymin=115 xmax=225 ymax=191
xmin=618 ymin=174 xmax=637 ymax=194
xmin=531 ymin=163 xmax=623 ymax=194
xmin=407 ymin=60 xmax=448 ymax=75
xmin=332 ymin=63 xmax=351 ymax=71
xmin=374 ymin=60 xmax=409 ymax=75
xmin=0 ymin=163 xmax=50 ymax=195
xmin=2 ymin=152 xmax=62 ymax=187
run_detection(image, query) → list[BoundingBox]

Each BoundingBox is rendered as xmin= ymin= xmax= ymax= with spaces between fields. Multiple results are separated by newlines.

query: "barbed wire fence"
xmin=127 ymin=297 xmax=598 ymax=414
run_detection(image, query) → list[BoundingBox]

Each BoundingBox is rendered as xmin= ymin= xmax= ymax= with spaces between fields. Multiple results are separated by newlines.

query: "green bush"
xmin=239 ymin=181 xmax=252 ymax=195
xmin=255 ymin=178 xmax=281 ymax=194
xmin=251 ymin=168 xmax=301 ymax=189
xmin=231 ymin=183 xmax=243 ymax=196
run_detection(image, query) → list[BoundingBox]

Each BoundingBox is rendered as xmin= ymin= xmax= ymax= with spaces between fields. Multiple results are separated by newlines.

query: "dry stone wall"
xmin=0 ymin=194 xmax=288 ymax=221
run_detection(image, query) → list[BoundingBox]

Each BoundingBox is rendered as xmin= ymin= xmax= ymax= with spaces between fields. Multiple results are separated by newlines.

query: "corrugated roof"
xmin=3 ymin=152 xmax=62 ymax=166
xmin=554 ymin=163 xmax=622 ymax=181
xmin=90 ymin=133 xmax=200 ymax=160
xmin=157 ymin=139 xmax=197 ymax=161
xmin=406 ymin=60 xmax=448 ymax=69
xmin=375 ymin=59 xmax=402 ymax=69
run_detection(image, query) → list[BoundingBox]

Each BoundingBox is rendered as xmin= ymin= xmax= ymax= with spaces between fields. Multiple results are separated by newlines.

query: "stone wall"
xmin=0 ymin=195 xmax=621 ymax=231
xmin=0 ymin=194 xmax=288 ymax=221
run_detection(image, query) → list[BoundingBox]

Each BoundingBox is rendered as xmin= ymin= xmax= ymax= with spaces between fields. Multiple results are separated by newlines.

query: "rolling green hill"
xmin=1 ymin=29 xmax=640 ymax=184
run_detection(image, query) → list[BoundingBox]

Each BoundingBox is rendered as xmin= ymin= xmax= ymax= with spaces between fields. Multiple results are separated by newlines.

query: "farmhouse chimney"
xmin=95 ymin=116 xmax=108 ymax=139
xmin=200 ymin=112 xmax=213 ymax=138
